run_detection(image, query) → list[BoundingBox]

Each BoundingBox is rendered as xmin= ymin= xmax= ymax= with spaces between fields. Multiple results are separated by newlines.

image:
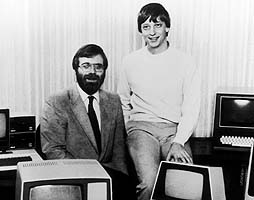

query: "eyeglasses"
xmin=79 ymin=63 xmax=105 ymax=72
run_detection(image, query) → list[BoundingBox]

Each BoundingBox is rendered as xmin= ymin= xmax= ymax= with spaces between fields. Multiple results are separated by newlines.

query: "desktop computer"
xmin=0 ymin=110 xmax=42 ymax=172
xmin=9 ymin=115 xmax=36 ymax=149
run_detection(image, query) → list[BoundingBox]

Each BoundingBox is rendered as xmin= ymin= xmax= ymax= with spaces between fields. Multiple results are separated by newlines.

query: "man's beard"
xmin=77 ymin=73 xmax=105 ymax=95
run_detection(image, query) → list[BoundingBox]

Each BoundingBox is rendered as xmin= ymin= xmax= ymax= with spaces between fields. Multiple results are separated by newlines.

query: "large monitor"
xmin=151 ymin=161 xmax=226 ymax=200
xmin=245 ymin=142 xmax=254 ymax=200
xmin=0 ymin=108 xmax=10 ymax=153
xmin=213 ymin=92 xmax=254 ymax=147
xmin=15 ymin=159 xmax=112 ymax=200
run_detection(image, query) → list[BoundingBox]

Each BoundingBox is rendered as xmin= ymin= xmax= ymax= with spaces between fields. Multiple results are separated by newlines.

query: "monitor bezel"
xmin=213 ymin=93 xmax=254 ymax=138
xmin=0 ymin=108 xmax=10 ymax=153
xmin=245 ymin=143 xmax=254 ymax=199
xmin=151 ymin=161 xmax=212 ymax=200
xmin=23 ymin=178 xmax=112 ymax=200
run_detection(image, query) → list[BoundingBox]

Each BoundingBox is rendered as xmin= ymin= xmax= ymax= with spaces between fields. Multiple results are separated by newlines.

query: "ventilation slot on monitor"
xmin=62 ymin=159 xmax=98 ymax=166
xmin=22 ymin=161 xmax=58 ymax=168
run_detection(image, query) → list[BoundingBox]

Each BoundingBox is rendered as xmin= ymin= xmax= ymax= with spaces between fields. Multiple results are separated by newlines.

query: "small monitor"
xmin=245 ymin=142 xmax=254 ymax=200
xmin=15 ymin=159 xmax=112 ymax=200
xmin=0 ymin=109 xmax=10 ymax=153
xmin=220 ymin=96 xmax=254 ymax=128
xmin=213 ymin=93 xmax=254 ymax=140
xmin=151 ymin=161 xmax=226 ymax=200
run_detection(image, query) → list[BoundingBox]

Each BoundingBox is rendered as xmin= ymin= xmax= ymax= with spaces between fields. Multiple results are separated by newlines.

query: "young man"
xmin=117 ymin=3 xmax=201 ymax=200
xmin=41 ymin=44 xmax=136 ymax=200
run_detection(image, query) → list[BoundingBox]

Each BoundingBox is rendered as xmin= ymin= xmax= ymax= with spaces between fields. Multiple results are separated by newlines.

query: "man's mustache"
xmin=83 ymin=74 xmax=100 ymax=81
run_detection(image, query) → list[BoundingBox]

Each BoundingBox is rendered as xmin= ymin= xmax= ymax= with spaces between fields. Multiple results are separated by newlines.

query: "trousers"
xmin=126 ymin=120 xmax=192 ymax=200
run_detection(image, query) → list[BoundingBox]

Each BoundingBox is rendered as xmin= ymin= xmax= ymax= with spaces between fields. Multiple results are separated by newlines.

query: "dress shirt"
xmin=77 ymin=83 xmax=101 ymax=130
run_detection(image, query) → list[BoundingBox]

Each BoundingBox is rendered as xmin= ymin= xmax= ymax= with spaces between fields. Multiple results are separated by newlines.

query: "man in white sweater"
xmin=117 ymin=3 xmax=201 ymax=200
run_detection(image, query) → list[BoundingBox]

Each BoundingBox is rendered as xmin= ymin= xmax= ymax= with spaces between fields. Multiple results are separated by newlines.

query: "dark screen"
xmin=220 ymin=97 xmax=254 ymax=128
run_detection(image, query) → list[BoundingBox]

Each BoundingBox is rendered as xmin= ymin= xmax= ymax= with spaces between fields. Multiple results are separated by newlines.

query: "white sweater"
xmin=117 ymin=46 xmax=201 ymax=145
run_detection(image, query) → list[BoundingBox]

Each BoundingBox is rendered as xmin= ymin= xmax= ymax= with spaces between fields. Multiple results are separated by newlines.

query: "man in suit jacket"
xmin=40 ymin=44 xmax=136 ymax=200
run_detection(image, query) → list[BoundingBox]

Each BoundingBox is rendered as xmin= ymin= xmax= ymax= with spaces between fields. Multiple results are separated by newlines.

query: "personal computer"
xmin=213 ymin=92 xmax=254 ymax=149
xmin=151 ymin=161 xmax=226 ymax=200
xmin=0 ymin=108 xmax=41 ymax=170
xmin=15 ymin=159 xmax=112 ymax=200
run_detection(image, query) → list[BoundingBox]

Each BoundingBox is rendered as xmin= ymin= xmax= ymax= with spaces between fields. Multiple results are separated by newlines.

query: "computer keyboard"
xmin=0 ymin=156 xmax=32 ymax=166
xmin=220 ymin=136 xmax=254 ymax=147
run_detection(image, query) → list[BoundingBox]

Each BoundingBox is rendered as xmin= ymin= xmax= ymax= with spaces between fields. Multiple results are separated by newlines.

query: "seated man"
xmin=117 ymin=3 xmax=201 ymax=200
xmin=40 ymin=44 xmax=136 ymax=200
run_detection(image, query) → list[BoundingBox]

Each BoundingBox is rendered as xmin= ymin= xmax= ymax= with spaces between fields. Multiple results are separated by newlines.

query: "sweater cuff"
xmin=172 ymin=138 xmax=185 ymax=146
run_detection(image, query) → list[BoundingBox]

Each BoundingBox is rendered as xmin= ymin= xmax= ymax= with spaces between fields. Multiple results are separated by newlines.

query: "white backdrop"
xmin=0 ymin=0 xmax=254 ymax=137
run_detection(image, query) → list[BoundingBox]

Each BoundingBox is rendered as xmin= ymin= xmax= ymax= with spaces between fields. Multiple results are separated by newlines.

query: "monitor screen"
xmin=0 ymin=109 xmax=10 ymax=153
xmin=15 ymin=159 xmax=112 ymax=200
xmin=220 ymin=97 xmax=254 ymax=128
xmin=165 ymin=169 xmax=203 ymax=200
xmin=30 ymin=185 xmax=82 ymax=200
xmin=29 ymin=183 xmax=107 ymax=200
xmin=0 ymin=113 xmax=7 ymax=138
xmin=151 ymin=161 xmax=226 ymax=200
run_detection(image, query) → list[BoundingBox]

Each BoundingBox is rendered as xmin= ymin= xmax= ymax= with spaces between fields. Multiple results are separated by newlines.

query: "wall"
xmin=0 ymin=0 xmax=254 ymax=137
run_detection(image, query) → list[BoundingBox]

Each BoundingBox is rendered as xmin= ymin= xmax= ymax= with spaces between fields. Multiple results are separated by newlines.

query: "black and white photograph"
xmin=0 ymin=0 xmax=254 ymax=200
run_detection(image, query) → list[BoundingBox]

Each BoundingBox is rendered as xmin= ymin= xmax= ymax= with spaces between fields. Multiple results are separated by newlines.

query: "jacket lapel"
xmin=69 ymin=85 xmax=99 ymax=153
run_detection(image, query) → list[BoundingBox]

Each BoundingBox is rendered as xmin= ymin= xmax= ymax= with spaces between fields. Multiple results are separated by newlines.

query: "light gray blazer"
xmin=40 ymin=85 xmax=128 ymax=175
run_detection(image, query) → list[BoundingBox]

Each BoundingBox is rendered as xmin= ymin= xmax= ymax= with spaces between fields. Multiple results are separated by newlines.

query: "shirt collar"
xmin=76 ymin=83 xmax=100 ymax=102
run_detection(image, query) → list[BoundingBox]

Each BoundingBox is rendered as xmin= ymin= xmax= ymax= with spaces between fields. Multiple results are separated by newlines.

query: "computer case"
xmin=10 ymin=116 xmax=36 ymax=149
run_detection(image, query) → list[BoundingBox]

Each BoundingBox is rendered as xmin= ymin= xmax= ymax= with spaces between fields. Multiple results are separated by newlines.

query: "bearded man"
xmin=40 ymin=44 xmax=137 ymax=200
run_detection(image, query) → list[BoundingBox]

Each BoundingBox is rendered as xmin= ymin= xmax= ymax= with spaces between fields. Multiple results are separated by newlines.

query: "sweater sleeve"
xmin=117 ymin=57 xmax=132 ymax=124
xmin=172 ymin=60 xmax=201 ymax=145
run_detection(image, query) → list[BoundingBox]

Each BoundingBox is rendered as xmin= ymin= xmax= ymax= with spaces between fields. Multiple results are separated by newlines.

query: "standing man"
xmin=41 ymin=44 xmax=136 ymax=200
xmin=117 ymin=3 xmax=201 ymax=200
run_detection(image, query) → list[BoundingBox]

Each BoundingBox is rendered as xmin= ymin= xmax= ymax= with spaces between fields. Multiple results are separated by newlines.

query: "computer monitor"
xmin=0 ymin=109 xmax=10 ymax=153
xmin=151 ymin=161 xmax=226 ymax=200
xmin=245 ymin=142 xmax=254 ymax=200
xmin=213 ymin=93 xmax=254 ymax=146
xmin=15 ymin=159 xmax=112 ymax=200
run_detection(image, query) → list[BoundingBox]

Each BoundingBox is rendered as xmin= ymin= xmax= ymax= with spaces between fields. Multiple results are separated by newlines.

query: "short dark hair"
xmin=137 ymin=3 xmax=171 ymax=33
xmin=72 ymin=44 xmax=108 ymax=70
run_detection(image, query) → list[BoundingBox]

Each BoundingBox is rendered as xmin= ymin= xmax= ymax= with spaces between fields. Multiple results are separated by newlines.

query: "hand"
xmin=166 ymin=142 xmax=193 ymax=163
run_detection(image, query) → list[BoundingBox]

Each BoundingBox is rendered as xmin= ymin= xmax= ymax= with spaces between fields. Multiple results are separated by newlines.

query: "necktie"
xmin=88 ymin=96 xmax=101 ymax=153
